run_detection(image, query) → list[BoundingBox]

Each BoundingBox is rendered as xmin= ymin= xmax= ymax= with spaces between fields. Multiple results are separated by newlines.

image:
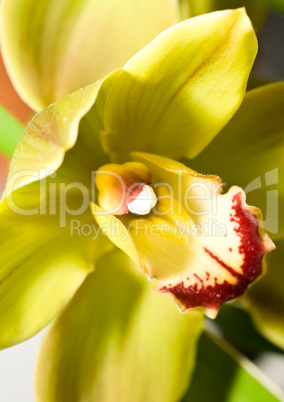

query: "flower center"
xmin=95 ymin=161 xmax=157 ymax=216
xmin=127 ymin=185 xmax=157 ymax=215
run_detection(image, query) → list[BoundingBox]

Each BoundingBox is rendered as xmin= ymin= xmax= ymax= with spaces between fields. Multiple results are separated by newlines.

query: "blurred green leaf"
xmin=182 ymin=332 xmax=284 ymax=402
xmin=258 ymin=0 xmax=284 ymax=13
xmin=248 ymin=240 xmax=284 ymax=351
xmin=0 ymin=105 xmax=24 ymax=157
xmin=215 ymin=304 xmax=284 ymax=357
xmin=179 ymin=0 xmax=267 ymax=29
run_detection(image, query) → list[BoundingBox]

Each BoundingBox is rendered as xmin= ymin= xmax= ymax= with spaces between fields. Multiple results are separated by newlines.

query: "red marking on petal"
xmin=231 ymin=192 xmax=268 ymax=279
xmin=204 ymin=248 xmax=239 ymax=279
xmin=193 ymin=274 xmax=203 ymax=283
xmin=159 ymin=192 xmax=267 ymax=314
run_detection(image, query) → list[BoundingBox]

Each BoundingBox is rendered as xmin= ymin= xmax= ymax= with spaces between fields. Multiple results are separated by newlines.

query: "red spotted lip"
xmin=159 ymin=192 xmax=271 ymax=316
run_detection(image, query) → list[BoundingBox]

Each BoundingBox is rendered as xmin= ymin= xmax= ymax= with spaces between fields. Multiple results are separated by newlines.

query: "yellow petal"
xmin=36 ymin=249 xmax=204 ymax=402
xmin=1 ymin=0 xmax=178 ymax=110
xmin=0 ymin=178 xmax=111 ymax=350
xmin=4 ymin=83 xmax=100 ymax=197
xmin=103 ymin=9 xmax=257 ymax=161
xmin=3 ymin=70 xmax=120 ymax=198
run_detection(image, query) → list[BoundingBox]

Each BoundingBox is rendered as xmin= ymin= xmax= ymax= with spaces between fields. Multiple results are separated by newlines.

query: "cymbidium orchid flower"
xmin=0 ymin=7 xmax=282 ymax=402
